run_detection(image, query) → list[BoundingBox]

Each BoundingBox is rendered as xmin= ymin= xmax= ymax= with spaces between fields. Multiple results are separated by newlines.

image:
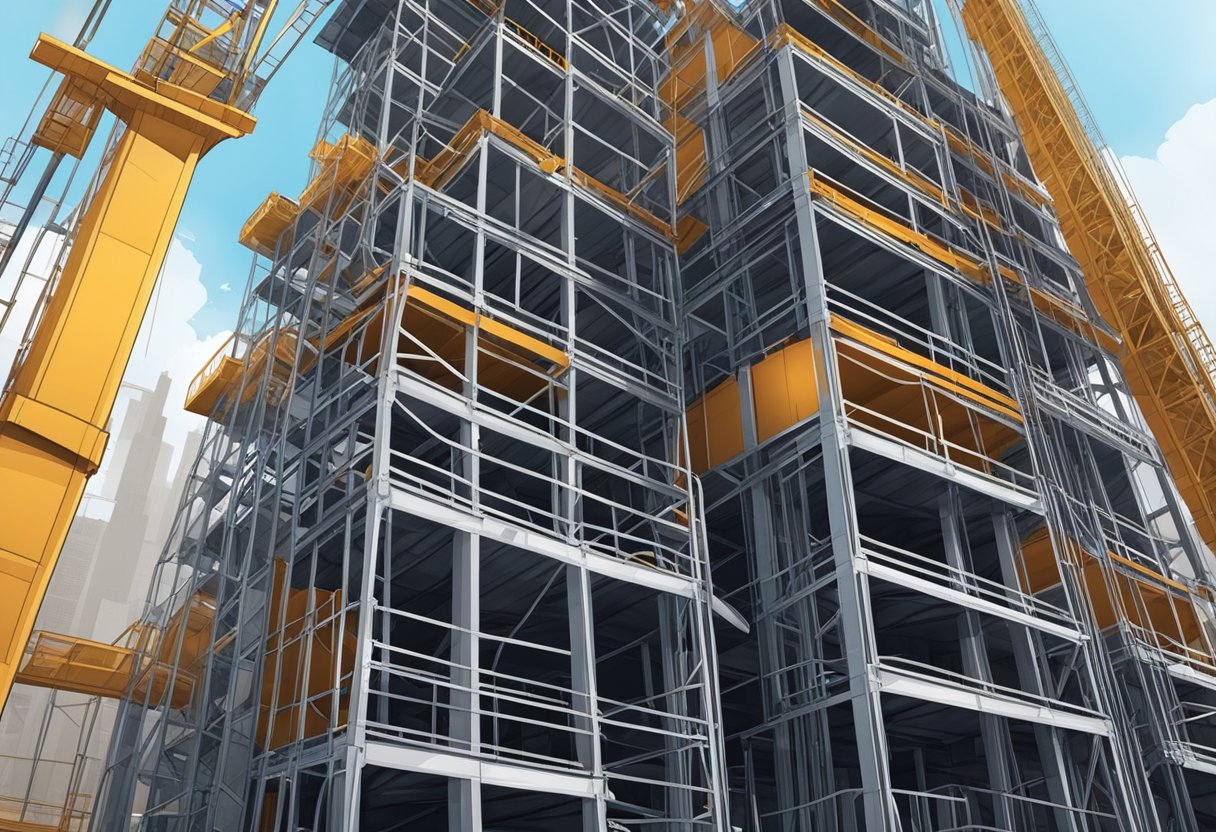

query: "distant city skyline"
xmin=0 ymin=373 xmax=203 ymax=822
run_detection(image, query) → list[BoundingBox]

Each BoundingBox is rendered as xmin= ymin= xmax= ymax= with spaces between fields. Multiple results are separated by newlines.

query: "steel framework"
xmin=60 ymin=0 xmax=1216 ymax=830
xmin=90 ymin=0 xmax=729 ymax=829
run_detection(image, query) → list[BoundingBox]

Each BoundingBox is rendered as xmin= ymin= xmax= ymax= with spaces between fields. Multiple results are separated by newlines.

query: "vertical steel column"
xmin=775 ymin=44 xmax=896 ymax=831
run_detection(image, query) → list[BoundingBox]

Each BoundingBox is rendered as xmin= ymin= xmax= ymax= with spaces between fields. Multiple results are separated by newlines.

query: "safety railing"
xmin=800 ymin=106 xmax=949 ymax=209
xmin=877 ymin=656 xmax=1108 ymax=724
xmin=503 ymin=18 xmax=567 ymax=70
xmin=826 ymin=284 xmax=1013 ymax=398
xmin=771 ymin=24 xmax=935 ymax=135
xmin=384 ymin=395 xmax=698 ymax=577
xmin=185 ymin=332 xmax=251 ymax=407
xmin=808 ymin=169 xmax=988 ymax=284
xmin=364 ymin=600 xmax=717 ymax=801
xmin=834 ymin=340 xmax=1037 ymax=500
xmin=860 ymin=534 xmax=1079 ymax=631
xmin=807 ymin=0 xmax=909 ymax=66
xmin=1025 ymin=365 xmax=1157 ymax=461
xmin=0 ymin=792 xmax=90 ymax=832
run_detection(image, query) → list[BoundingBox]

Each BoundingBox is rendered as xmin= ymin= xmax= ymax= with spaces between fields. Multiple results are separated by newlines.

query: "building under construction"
xmin=3 ymin=0 xmax=1216 ymax=830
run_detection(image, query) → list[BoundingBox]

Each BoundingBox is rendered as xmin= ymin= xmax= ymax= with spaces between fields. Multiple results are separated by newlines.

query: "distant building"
xmin=0 ymin=373 xmax=202 ymax=824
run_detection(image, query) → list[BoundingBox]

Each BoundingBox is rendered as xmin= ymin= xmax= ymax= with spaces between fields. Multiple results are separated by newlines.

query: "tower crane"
xmin=0 ymin=0 xmax=334 ymax=715
xmin=958 ymin=0 xmax=1216 ymax=562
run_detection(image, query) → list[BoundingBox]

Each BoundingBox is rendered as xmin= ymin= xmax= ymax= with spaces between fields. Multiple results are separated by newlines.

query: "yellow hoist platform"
xmin=14 ymin=560 xmax=356 ymax=753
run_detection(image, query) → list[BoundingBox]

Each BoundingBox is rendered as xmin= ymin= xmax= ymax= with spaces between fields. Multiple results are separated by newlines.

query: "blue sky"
xmin=0 ymin=1 xmax=1212 ymax=338
xmin=0 ymin=1 xmax=338 ymax=336
xmin=1024 ymin=0 xmax=1216 ymax=157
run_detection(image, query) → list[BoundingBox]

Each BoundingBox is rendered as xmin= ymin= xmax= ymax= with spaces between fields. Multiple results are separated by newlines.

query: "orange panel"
xmin=15 ymin=628 xmax=194 ymax=709
xmin=259 ymin=559 xmax=358 ymax=750
xmin=833 ymin=318 xmax=1023 ymax=473
xmin=703 ymin=377 xmax=744 ymax=469
xmin=1080 ymin=552 xmax=1207 ymax=654
xmin=662 ymin=4 xmax=758 ymax=110
xmin=1019 ymin=527 xmax=1064 ymax=594
xmin=666 ymin=112 xmax=707 ymax=205
xmin=299 ymin=133 xmax=377 ymax=217
xmin=335 ymin=283 xmax=568 ymax=402
xmin=685 ymin=399 xmax=710 ymax=476
xmin=184 ymin=353 xmax=244 ymax=416
xmin=239 ymin=192 xmax=300 ymax=258
xmin=752 ymin=339 xmax=820 ymax=443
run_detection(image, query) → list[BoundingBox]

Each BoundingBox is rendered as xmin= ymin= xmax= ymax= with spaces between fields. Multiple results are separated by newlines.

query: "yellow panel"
xmin=686 ymin=400 xmax=710 ymax=476
xmin=259 ymin=559 xmax=357 ymax=750
xmin=331 ymin=282 xmax=568 ymax=403
xmin=184 ymin=354 xmax=245 ymax=416
xmin=239 ymin=192 xmax=300 ymax=257
xmin=676 ymin=214 xmax=708 ymax=254
xmin=752 ymin=340 xmax=820 ymax=443
xmin=14 ymin=629 xmax=194 ymax=709
xmin=833 ymin=317 xmax=1024 ymax=473
xmin=752 ymin=348 xmax=796 ymax=442
xmin=662 ymin=3 xmax=759 ymax=111
xmin=0 ymin=567 xmax=30 ymax=667
xmin=703 ymin=377 xmax=744 ymax=468
xmin=299 ymin=133 xmax=377 ymax=216
xmin=786 ymin=339 xmax=820 ymax=423
xmin=666 ymin=112 xmax=707 ymax=205
xmin=830 ymin=316 xmax=1020 ymax=419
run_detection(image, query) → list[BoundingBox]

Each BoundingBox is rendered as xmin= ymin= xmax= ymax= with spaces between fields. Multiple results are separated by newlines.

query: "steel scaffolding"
xmin=71 ymin=0 xmax=1216 ymax=830
xmin=673 ymin=0 xmax=1216 ymax=829
xmin=91 ymin=0 xmax=728 ymax=829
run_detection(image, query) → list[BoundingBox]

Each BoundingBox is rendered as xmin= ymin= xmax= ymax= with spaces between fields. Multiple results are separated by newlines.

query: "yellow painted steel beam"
xmin=0 ymin=35 xmax=253 ymax=715
xmin=961 ymin=0 xmax=1216 ymax=553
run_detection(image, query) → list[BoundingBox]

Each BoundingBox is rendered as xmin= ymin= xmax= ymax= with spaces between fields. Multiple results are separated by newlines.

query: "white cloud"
xmin=1119 ymin=98 xmax=1216 ymax=337
xmin=0 ymin=224 xmax=70 ymax=389
xmin=113 ymin=238 xmax=232 ymax=477
xmin=0 ymin=228 xmax=228 ymax=501
xmin=49 ymin=0 xmax=90 ymax=40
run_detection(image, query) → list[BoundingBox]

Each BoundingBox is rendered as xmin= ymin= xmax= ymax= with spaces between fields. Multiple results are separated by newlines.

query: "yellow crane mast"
xmin=0 ymin=0 xmax=329 ymax=716
xmin=959 ymin=0 xmax=1216 ymax=556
